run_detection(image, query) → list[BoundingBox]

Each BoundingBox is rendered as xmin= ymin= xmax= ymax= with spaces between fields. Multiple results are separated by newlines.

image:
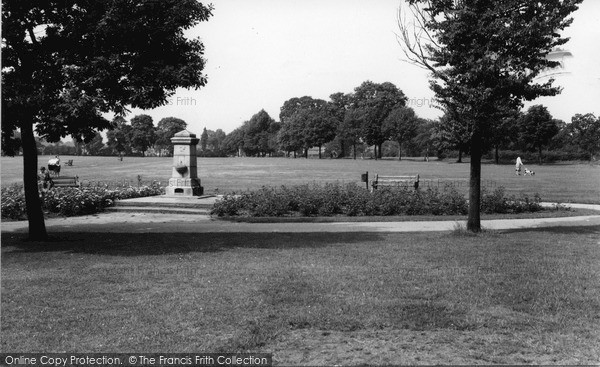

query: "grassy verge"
xmin=2 ymin=227 xmax=599 ymax=364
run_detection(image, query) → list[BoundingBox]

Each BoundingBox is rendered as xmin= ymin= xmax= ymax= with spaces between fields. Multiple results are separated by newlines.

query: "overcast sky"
xmin=123 ymin=0 xmax=600 ymax=135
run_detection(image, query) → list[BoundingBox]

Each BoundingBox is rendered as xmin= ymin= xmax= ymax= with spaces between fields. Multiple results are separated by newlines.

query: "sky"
xmin=122 ymin=0 xmax=600 ymax=135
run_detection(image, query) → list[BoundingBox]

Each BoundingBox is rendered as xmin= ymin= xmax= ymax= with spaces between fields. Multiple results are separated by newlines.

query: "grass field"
xmin=2 ymin=156 xmax=600 ymax=362
xmin=2 ymin=227 xmax=599 ymax=364
xmin=2 ymin=155 xmax=599 ymax=203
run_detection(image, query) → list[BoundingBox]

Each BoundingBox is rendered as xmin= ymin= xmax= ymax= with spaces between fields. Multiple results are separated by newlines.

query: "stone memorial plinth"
xmin=165 ymin=130 xmax=204 ymax=196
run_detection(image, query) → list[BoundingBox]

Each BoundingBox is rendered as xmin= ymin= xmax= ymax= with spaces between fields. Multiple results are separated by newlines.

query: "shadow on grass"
xmin=503 ymin=225 xmax=600 ymax=235
xmin=1 ymin=232 xmax=386 ymax=256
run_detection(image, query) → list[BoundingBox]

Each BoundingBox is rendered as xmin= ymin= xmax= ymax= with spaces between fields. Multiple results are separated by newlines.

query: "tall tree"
xmin=411 ymin=119 xmax=438 ymax=160
xmin=351 ymin=81 xmax=407 ymax=159
xmin=243 ymin=110 xmax=278 ymax=156
xmin=329 ymin=92 xmax=353 ymax=157
xmin=383 ymin=106 xmax=419 ymax=160
xmin=83 ymin=132 xmax=105 ymax=156
xmin=223 ymin=127 xmax=245 ymax=157
xmin=200 ymin=127 xmax=209 ymax=152
xmin=491 ymin=111 xmax=521 ymax=164
xmin=570 ymin=113 xmax=600 ymax=161
xmin=279 ymin=97 xmax=328 ymax=158
xmin=2 ymin=0 xmax=212 ymax=240
xmin=435 ymin=111 xmax=471 ymax=163
xmin=106 ymin=116 xmax=132 ymax=157
xmin=207 ymin=129 xmax=228 ymax=154
xmin=519 ymin=105 xmax=560 ymax=164
xmin=156 ymin=117 xmax=187 ymax=156
xmin=398 ymin=0 xmax=581 ymax=231
xmin=129 ymin=114 xmax=156 ymax=156
xmin=304 ymin=100 xmax=337 ymax=159
xmin=339 ymin=109 xmax=365 ymax=160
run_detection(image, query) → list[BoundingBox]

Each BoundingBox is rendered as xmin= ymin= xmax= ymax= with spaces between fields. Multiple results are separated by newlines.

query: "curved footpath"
xmin=2 ymin=203 xmax=599 ymax=234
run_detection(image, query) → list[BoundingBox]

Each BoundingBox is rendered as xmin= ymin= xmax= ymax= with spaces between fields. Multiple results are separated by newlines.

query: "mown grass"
xmin=2 ymin=156 xmax=599 ymax=203
xmin=2 ymin=227 xmax=599 ymax=364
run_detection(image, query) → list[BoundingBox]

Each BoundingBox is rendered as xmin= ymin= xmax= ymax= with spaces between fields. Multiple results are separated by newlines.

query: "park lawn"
xmin=2 ymin=227 xmax=599 ymax=364
xmin=2 ymin=156 xmax=599 ymax=204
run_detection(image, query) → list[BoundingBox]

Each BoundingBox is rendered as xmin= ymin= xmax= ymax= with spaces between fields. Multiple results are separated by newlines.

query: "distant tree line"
xmin=3 ymin=80 xmax=599 ymax=162
xmin=7 ymin=115 xmax=227 ymax=158
xmin=220 ymin=80 xmax=600 ymax=163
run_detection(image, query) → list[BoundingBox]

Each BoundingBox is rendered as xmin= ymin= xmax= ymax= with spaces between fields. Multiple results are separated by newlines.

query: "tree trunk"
xmin=538 ymin=146 xmax=542 ymax=164
xmin=398 ymin=141 xmax=402 ymax=161
xmin=21 ymin=121 xmax=48 ymax=241
xmin=353 ymin=143 xmax=357 ymax=160
xmin=495 ymin=145 xmax=499 ymax=164
xmin=374 ymin=145 xmax=378 ymax=160
xmin=467 ymin=131 xmax=482 ymax=233
xmin=378 ymin=143 xmax=383 ymax=159
xmin=318 ymin=145 xmax=322 ymax=159
xmin=457 ymin=148 xmax=463 ymax=163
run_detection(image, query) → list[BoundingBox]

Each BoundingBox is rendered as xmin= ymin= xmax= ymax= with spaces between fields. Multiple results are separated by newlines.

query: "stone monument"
xmin=165 ymin=130 xmax=204 ymax=196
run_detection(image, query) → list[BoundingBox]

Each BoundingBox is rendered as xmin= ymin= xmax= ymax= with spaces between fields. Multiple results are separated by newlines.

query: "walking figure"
xmin=515 ymin=156 xmax=523 ymax=175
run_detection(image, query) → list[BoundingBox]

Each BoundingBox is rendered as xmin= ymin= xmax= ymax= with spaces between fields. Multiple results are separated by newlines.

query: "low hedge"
xmin=1 ymin=183 xmax=164 ymax=220
xmin=211 ymin=183 xmax=543 ymax=217
xmin=486 ymin=150 xmax=592 ymax=163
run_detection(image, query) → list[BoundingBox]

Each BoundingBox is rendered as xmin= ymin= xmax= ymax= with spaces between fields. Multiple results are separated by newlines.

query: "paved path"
xmin=2 ymin=203 xmax=599 ymax=234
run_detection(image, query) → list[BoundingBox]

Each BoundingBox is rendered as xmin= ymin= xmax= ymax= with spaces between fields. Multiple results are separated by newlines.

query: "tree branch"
xmin=396 ymin=3 xmax=448 ymax=83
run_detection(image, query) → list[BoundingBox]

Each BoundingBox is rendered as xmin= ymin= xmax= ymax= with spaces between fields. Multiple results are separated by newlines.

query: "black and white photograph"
xmin=2 ymin=0 xmax=600 ymax=365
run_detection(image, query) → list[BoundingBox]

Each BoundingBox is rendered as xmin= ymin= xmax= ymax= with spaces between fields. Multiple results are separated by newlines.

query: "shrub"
xmin=481 ymin=187 xmax=542 ymax=214
xmin=1 ymin=182 xmax=164 ymax=220
xmin=481 ymin=187 xmax=510 ymax=214
xmin=1 ymin=185 xmax=28 ymax=220
xmin=211 ymin=183 xmax=544 ymax=218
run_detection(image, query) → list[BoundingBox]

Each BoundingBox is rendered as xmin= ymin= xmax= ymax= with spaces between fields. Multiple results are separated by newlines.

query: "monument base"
xmin=165 ymin=178 xmax=204 ymax=196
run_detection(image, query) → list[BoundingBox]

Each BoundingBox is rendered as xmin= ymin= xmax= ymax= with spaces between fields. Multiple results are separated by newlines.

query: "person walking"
xmin=515 ymin=157 xmax=523 ymax=175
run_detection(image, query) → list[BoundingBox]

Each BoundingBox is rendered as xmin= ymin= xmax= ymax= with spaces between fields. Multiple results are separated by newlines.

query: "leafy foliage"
xmin=239 ymin=110 xmax=281 ymax=157
xmin=211 ymin=183 xmax=544 ymax=218
xmin=1 ymin=183 xmax=164 ymax=220
xmin=352 ymin=81 xmax=408 ymax=159
xmin=129 ymin=115 xmax=156 ymax=156
xmin=383 ymin=106 xmax=420 ymax=160
xmin=570 ymin=113 xmax=600 ymax=160
xmin=519 ymin=105 xmax=561 ymax=162
xmin=155 ymin=117 xmax=188 ymax=155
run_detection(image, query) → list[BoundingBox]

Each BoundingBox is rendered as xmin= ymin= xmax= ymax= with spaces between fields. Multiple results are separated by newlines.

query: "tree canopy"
xmin=519 ymin=105 xmax=560 ymax=163
xmin=570 ymin=113 xmax=600 ymax=161
xmin=352 ymin=81 xmax=407 ymax=159
xmin=383 ymin=106 xmax=419 ymax=160
xmin=156 ymin=117 xmax=188 ymax=155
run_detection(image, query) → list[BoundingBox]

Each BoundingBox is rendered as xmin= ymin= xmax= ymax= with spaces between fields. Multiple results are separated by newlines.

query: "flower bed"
xmin=211 ymin=183 xmax=543 ymax=217
xmin=1 ymin=183 xmax=164 ymax=220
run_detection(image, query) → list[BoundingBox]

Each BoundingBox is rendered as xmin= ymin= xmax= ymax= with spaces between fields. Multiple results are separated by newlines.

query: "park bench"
xmin=52 ymin=176 xmax=80 ymax=188
xmin=372 ymin=174 xmax=420 ymax=191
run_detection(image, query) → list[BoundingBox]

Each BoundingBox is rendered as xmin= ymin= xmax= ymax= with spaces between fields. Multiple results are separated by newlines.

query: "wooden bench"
xmin=372 ymin=174 xmax=420 ymax=191
xmin=52 ymin=176 xmax=80 ymax=188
